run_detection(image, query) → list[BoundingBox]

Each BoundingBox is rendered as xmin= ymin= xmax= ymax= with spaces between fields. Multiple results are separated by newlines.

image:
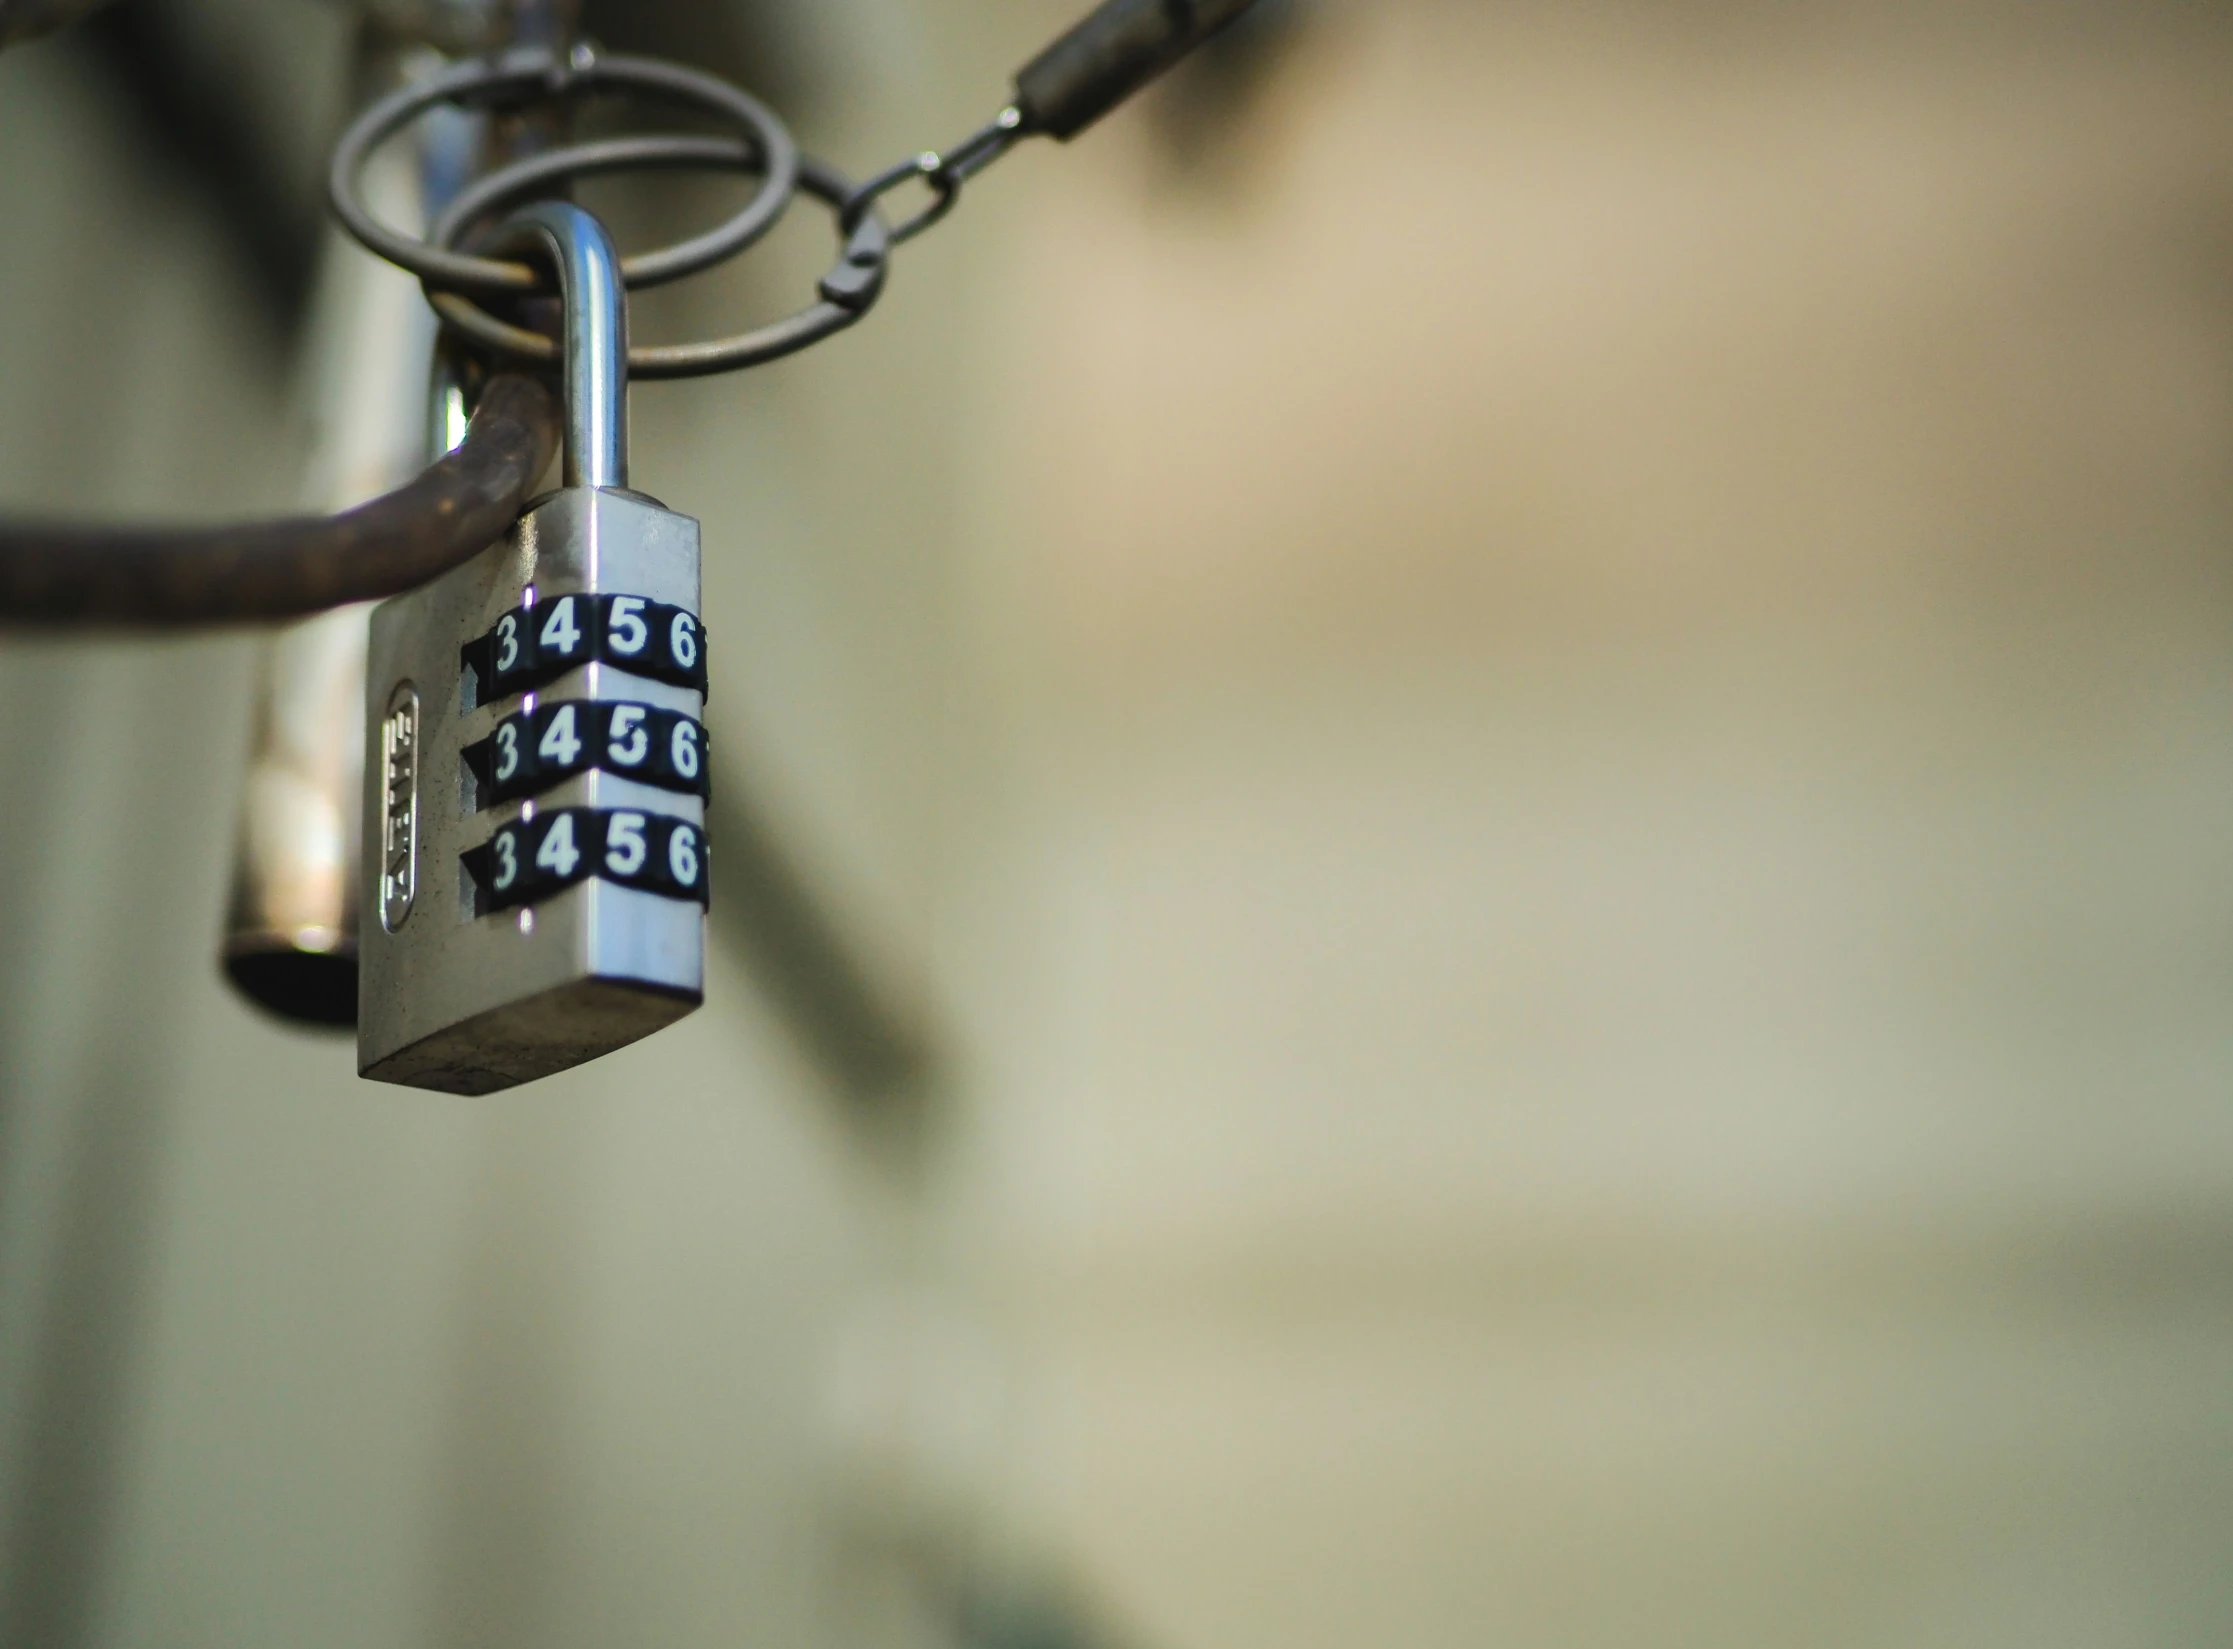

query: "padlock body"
xmin=359 ymin=486 xmax=707 ymax=1094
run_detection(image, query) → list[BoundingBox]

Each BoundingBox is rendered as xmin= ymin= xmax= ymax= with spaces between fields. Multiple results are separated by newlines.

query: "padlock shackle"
xmin=488 ymin=201 xmax=630 ymax=491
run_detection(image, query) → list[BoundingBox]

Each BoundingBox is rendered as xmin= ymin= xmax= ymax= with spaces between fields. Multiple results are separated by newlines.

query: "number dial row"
xmin=464 ymin=809 xmax=710 ymax=914
xmin=464 ymin=701 xmax=708 ymax=808
xmin=466 ymin=594 xmax=707 ymax=698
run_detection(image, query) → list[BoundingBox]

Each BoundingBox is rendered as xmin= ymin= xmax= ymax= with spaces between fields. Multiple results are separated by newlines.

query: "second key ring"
xmin=427 ymin=138 xmax=894 ymax=381
xmin=329 ymin=44 xmax=801 ymax=295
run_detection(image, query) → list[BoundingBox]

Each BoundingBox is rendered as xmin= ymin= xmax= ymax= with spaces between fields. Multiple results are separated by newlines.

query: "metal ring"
xmin=329 ymin=44 xmax=800 ymax=294
xmin=841 ymin=152 xmax=960 ymax=248
xmin=430 ymin=133 xmax=793 ymax=291
xmin=428 ymin=147 xmax=891 ymax=381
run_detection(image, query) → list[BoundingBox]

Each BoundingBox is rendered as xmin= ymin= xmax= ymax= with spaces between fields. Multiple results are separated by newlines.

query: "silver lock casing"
xmin=358 ymin=484 xmax=706 ymax=1094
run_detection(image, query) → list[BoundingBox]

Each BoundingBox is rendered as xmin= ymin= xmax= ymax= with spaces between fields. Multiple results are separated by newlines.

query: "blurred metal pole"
xmin=222 ymin=2 xmax=577 ymax=1028
xmin=0 ymin=0 xmax=115 ymax=50
xmin=360 ymin=0 xmax=575 ymax=57
xmin=221 ymin=40 xmax=472 ymax=1028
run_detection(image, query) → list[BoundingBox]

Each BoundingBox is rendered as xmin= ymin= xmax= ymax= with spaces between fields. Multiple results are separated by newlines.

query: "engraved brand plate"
xmin=380 ymin=684 xmax=419 ymax=932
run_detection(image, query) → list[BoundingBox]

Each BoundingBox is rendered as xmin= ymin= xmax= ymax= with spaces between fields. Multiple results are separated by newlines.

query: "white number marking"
xmin=539 ymin=597 xmax=583 ymax=659
xmin=605 ymin=812 xmax=648 ymax=876
xmin=491 ymin=830 xmax=519 ymax=892
xmin=494 ymin=613 xmax=520 ymax=673
xmin=607 ymin=705 xmax=649 ymax=767
xmin=607 ymin=597 xmax=648 ymax=656
xmin=535 ymin=813 xmax=581 ymax=879
xmin=669 ymin=612 xmax=699 ymax=671
xmin=538 ymin=704 xmax=583 ymax=768
xmin=493 ymin=721 xmax=520 ymax=783
xmin=668 ymin=824 xmax=701 ymax=888
xmin=670 ymin=719 xmax=701 ymax=781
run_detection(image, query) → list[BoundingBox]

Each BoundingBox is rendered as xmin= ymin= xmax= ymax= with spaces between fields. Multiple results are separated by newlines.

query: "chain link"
xmin=840 ymin=107 xmax=1029 ymax=247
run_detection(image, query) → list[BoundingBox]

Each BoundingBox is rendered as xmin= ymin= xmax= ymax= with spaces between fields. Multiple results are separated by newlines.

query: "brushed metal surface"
xmin=359 ymin=485 xmax=705 ymax=1094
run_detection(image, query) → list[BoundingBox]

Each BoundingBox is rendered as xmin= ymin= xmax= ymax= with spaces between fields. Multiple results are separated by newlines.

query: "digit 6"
xmin=668 ymin=612 xmax=700 ymax=674
xmin=669 ymin=719 xmax=701 ymax=782
xmin=667 ymin=823 xmax=701 ymax=890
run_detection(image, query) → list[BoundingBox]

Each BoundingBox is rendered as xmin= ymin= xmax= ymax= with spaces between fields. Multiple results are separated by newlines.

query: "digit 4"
xmin=535 ymin=813 xmax=583 ymax=880
xmin=538 ymin=596 xmax=586 ymax=661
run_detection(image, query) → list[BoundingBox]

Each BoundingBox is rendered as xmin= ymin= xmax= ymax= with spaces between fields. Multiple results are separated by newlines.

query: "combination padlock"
xmin=359 ymin=202 xmax=709 ymax=1094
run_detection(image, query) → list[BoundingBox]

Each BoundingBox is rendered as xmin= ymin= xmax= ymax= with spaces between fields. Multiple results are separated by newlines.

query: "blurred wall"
xmin=3 ymin=2 xmax=2232 ymax=1647
xmin=939 ymin=8 xmax=2233 ymax=1645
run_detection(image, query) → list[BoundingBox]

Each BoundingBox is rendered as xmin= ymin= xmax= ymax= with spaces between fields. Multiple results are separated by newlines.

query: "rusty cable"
xmin=0 ymin=374 xmax=557 ymax=629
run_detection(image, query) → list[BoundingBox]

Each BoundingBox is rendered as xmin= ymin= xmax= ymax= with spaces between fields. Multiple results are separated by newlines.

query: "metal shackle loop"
xmin=486 ymin=201 xmax=629 ymax=491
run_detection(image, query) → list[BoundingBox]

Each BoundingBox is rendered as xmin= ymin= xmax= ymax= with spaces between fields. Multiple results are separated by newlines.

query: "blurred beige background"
xmin=2 ymin=2 xmax=2231 ymax=1647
